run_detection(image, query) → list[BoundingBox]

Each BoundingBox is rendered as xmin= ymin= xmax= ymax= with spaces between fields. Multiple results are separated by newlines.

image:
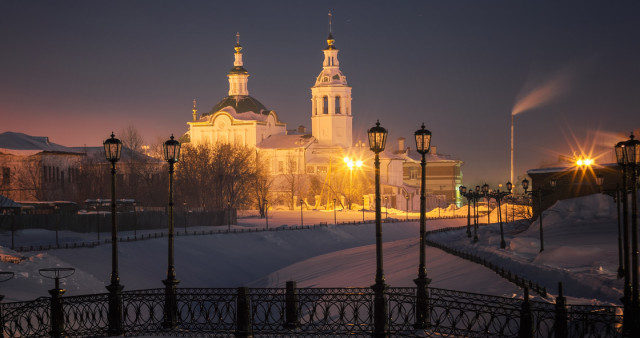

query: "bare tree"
xmin=253 ymin=151 xmax=272 ymax=217
xmin=119 ymin=125 xmax=144 ymax=153
xmin=176 ymin=142 xmax=258 ymax=212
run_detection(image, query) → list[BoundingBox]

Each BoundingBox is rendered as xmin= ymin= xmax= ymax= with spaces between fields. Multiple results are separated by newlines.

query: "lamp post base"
xmin=371 ymin=281 xmax=388 ymax=338
xmin=413 ymin=276 xmax=431 ymax=329
xmin=163 ymin=278 xmax=180 ymax=329
xmin=106 ymin=282 xmax=124 ymax=336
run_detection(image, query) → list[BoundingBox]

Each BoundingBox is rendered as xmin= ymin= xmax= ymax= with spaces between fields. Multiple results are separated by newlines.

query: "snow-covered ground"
xmin=0 ymin=193 xmax=628 ymax=308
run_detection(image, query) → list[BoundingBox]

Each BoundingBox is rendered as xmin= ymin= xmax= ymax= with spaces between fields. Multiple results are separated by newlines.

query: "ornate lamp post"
xmin=405 ymin=194 xmax=409 ymax=221
xmin=103 ymin=132 xmax=123 ymax=335
xmin=133 ymin=201 xmax=138 ymax=238
xmin=473 ymin=185 xmax=480 ymax=242
xmin=617 ymin=133 xmax=640 ymax=334
xmin=183 ymin=201 xmax=187 ymax=234
xmin=368 ymin=120 xmax=388 ymax=337
xmin=482 ymin=183 xmax=489 ymax=225
xmin=616 ymin=139 xmax=632 ymax=325
xmin=264 ymin=199 xmax=269 ymax=229
xmin=162 ymin=134 xmax=181 ymax=328
xmin=227 ymin=200 xmax=231 ymax=231
xmin=459 ymin=186 xmax=472 ymax=238
xmin=522 ymin=178 xmax=555 ymax=253
xmin=597 ymin=175 xmax=624 ymax=279
xmin=362 ymin=196 xmax=365 ymax=222
xmin=300 ymin=199 xmax=304 ymax=226
xmin=414 ymin=123 xmax=432 ymax=329
xmin=487 ymin=182 xmax=512 ymax=249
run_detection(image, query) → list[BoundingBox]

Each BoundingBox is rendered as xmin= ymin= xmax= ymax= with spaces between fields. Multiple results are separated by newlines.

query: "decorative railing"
xmin=0 ymin=283 xmax=622 ymax=337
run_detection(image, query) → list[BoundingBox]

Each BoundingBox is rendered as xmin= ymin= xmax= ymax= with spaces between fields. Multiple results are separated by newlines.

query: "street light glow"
xmin=576 ymin=157 xmax=594 ymax=166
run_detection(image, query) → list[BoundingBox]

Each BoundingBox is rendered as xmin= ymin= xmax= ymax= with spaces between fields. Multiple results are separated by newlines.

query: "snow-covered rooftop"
xmin=0 ymin=131 xmax=83 ymax=156
xmin=258 ymin=134 xmax=315 ymax=149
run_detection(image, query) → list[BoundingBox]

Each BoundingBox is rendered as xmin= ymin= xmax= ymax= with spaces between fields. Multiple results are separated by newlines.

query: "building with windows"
xmin=186 ymin=31 xmax=463 ymax=211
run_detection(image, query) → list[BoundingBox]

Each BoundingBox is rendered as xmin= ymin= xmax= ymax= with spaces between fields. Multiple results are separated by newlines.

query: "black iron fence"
xmin=1 ymin=283 xmax=622 ymax=337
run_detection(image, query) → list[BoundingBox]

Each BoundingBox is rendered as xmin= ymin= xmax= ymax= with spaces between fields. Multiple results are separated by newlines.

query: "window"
xmin=278 ymin=161 xmax=284 ymax=173
xmin=410 ymin=168 xmax=418 ymax=180
xmin=335 ymin=96 xmax=341 ymax=114
xmin=323 ymin=96 xmax=328 ymax=114
xmin=307 ymin=166 xmax=315 ymax=174
xmin=317 ymin=166 xmax=328 ymax=174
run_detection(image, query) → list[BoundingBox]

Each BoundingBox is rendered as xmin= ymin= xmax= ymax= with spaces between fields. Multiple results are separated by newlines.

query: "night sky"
xmin=1 ymin=1 xmax=638 ymax=185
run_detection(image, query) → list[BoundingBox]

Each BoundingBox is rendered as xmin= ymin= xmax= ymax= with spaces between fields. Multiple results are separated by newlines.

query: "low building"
xmin=526 ymin=163 xmax=619 ymax=218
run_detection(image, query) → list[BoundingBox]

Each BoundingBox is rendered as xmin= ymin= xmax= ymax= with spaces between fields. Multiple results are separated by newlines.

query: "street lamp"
xmin=183 ymin=201 xmax=187 ymax=234
xmin=334 ymin=198 xmax=337 ymax=225
xmin=162 ymin=134 xmax=181 ymax=328
xmin=405 ymin=194 xmax=409 ymax=221
xmin=384 ymin=196 xmax=388 ymax=220
xmin=414 ymin=122 xmax=432 ymax=329
xmin=597 ymin=176 xmax=624 ymax=280
xmin=522 ymin=177 xmax=555 ymax=253
xmin=227 ymin=200 xmax=231 ymax=231
xmin=616 ymin=138 xmax=632 ymax=326
xmin=459 ymin=186 xmax=472 ymax=238
xmin=133 ymin=201 xmax=138 ymax=238
xmin=482 ymin=183 xmax=489 ymax=225
xmin=474 ymin=185 xmax=480 ymax=242
xmin=487 ymin=182 xmax=512 ymax=249
xmin=616 ymin=133 xmax=640 ymax=335
xmin=103 ymin=132 xmax=123 ymax=335
xmin=625 ymin=134 xmax=640 ymax=321
xmin=264 ymin=199 xmax=269 ymax=229
xmin=300 ymin=199 xmax=304 ymax=226
xmin=368 ymin=120 xmax=388 ymax=337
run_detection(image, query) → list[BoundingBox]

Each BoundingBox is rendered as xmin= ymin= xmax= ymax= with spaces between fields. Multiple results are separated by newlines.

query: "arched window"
xmin=323 ymin=96 xmax=328 ymax=114
xmin=335 ymin=96 xmax=341 ymax=114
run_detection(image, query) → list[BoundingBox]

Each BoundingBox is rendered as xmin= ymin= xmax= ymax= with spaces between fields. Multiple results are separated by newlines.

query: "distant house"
xmin=393 ymin=137 xmax=464 ymax=209
xmin=0 ymin=131 xmax=85 ymax=201
xmin=0 ymin=194 xmax=21 ymax=214
xmin=0 ymin=131 xmax=165 ymax=206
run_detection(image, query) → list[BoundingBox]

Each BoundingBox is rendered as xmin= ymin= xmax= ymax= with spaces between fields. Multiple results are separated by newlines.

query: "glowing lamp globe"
xmin=103 ymin=132 xmax=122 ymax=163
xmin=625 ymin=134 xmax=640 ymax=165
xmin=414 ymin=123 xmax=432 ymax=155
xmin=368 ymin=120 xmax=387 ymax=153
xmin=163 ymin=135 xmax=181 ymax=163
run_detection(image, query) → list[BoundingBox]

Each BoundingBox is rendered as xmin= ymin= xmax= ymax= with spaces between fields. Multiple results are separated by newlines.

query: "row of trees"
xmin=175 ymin=143 xmax=271 ymax=212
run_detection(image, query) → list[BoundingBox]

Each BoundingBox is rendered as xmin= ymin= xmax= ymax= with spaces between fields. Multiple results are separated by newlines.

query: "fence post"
xmin=518 ymin=287 xmax=534 ymax=338
xmin=235 ymin=287 xmax=253 ymax=338
xmin=285 ymin=281 xmax=300 ymax=329
xmin=554 ymin=282 xmax=568 ymax=338
xmin=48 ymin=282 xmax=66 ymax=337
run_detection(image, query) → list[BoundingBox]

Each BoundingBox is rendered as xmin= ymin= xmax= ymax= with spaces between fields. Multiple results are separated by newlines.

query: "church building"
xmin=186 ymin=31 xmax=462 ymax=210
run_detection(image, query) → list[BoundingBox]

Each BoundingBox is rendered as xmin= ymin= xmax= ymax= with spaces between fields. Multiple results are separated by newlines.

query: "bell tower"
xmin=311 ymin=14 xmax=352 ymax=148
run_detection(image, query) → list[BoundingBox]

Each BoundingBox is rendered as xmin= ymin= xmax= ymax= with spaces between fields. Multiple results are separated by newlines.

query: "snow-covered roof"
xmin=258 ymin=134 xmax=315 ymax=149
xmin=69 ymin=146 xmax=162 ymax=163
xmin=0 ymin=194 xmax=20 ymax=208
xmin=0 ymin=132 xmax=83 ymax=156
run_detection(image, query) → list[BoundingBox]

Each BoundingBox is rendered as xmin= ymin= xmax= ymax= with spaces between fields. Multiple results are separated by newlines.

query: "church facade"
xmin=186 ymin=32 xmax=463 ymax=210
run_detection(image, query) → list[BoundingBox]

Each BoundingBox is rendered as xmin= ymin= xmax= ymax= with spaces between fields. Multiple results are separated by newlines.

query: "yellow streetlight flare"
xmin=576 ymin=157 xmax=594 ymax=166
